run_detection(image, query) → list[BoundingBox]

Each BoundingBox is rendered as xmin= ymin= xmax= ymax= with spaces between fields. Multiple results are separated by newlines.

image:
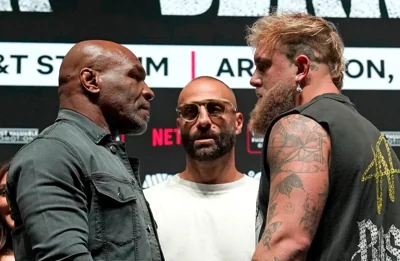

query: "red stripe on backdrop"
xmin=191 ymin=51 xmax=196 ymax=79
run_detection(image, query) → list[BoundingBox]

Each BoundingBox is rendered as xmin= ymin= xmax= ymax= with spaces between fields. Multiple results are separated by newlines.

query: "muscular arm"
xmin=252 ymin=114 xmax=330 ymax=261
xmin=7 ymin=138 xmax=93 ymax=261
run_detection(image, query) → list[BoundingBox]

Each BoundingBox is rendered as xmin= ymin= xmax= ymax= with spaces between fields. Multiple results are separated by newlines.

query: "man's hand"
xmin=252 ymin=114 xmax=331 ymax=261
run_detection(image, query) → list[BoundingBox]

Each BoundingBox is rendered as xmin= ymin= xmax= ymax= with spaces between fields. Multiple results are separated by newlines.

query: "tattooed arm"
xmin=252 ymin=114 xmax=330 ymax=261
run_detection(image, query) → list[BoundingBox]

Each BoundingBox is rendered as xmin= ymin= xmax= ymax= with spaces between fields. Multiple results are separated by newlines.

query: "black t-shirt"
xmin=257 ymin=93 xmax=400 ymax=260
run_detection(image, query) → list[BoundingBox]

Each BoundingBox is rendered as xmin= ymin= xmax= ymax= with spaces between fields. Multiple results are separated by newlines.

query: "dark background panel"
xmin=0 ymin=87 xmax=59 ymax=163
xmin=1 ymin=86 xmax=399 ymax=181
xmin=0 ymin=1 xmax=400 ymax=47
xmin=344 ymin=89 xmax=400 ymax=131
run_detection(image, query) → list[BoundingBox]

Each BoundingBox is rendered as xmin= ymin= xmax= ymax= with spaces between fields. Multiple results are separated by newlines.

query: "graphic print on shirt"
xmin=351 ymin=219 xmax=400 ymax=260
xmin=361 ymin=134 xmax=400 ymax=214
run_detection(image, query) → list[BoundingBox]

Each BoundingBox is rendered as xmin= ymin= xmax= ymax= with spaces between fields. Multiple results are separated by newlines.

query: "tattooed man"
xmin=247 ymin=12 xmax=400 ymax=261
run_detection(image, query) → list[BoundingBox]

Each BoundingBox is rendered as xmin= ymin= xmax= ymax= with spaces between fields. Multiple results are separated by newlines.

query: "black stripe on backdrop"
xmin=0 ymin=87 xmax=399 ymax=175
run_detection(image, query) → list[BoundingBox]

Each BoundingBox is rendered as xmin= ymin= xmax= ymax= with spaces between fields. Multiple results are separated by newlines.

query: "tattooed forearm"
xmin=268 ymin=115 xmax=329 ymax=177
xmin=261 ymin=221 xmax=282 ymax=249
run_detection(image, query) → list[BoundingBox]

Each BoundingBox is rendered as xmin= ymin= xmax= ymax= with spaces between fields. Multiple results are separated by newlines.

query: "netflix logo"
xmin=152 ymin=128 xmax=181 ymax=147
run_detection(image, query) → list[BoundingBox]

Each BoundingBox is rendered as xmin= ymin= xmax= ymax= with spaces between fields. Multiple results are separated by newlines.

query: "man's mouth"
xmin=195 ymin=134 xmax=216 ymax=140
xmin=194 ymin=138 xmax=215 ymax=145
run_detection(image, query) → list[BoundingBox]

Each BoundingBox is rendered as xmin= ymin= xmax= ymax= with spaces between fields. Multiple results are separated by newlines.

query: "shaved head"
xmin=59 ymin=40 xmax=138 ymax=88
xmin=177 ymin=76 xmax=243 ymax=162
xmin=58 ymin=40 xmax=154 ymax=135
xmin=178 ymin=76 xmax=237 ymax=108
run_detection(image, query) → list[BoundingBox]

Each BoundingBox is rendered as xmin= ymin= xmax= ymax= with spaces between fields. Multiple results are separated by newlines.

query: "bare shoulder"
xmin=267 ymin=114 xmax=331 ymax=177
xmin=269 ymin=114 xmax=329 ymax=143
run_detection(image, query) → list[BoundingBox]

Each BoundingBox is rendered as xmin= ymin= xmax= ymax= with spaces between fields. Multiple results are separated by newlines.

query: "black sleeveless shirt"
xmin=257 ymin=93 xmax=400 ymax=260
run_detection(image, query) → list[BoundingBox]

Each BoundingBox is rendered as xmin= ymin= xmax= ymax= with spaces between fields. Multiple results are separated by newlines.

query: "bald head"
xmin=178 ymin=76 xmax=237 ymax=108
xmin=57 ymin=40 xmax=154 ymax=135
xmin=59 ymin=40 xmax=138 ymax=87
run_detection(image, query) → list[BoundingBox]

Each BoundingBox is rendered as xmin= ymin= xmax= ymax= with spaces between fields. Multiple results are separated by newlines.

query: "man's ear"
xmin=294 ymin=55 xmax=311 ymax=85
xmin=235 ymin=112 xmax=243 ymax=135
xmin=80 ymin=68 xmax=100 ymax=94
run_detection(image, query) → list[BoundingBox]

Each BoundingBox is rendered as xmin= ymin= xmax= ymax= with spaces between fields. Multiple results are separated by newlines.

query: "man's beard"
xmin=103 ymin=102 xmax=150 ymax=136
xmin=249 ymin=82 xmax=296 ymax=137
xmin=124 ymin=109 xmax=149 ymax=135
xmin=181 ymin=128 xmax=236 ymax=161
xmin=112 ymin=111 xmax=149 ymax=136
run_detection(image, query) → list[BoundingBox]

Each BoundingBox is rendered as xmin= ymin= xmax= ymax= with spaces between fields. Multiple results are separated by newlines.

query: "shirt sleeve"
xmin=7 ymin=137 xmax=94 ymax=261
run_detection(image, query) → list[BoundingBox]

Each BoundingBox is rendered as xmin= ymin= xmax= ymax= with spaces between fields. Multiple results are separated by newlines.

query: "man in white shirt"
xmin=144 ymin=76 xmax=259 ymax=261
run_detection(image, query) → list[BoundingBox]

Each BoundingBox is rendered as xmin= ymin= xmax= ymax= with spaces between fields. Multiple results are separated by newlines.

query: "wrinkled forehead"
xmin=178 ymin=81 xmax=236 ymax=106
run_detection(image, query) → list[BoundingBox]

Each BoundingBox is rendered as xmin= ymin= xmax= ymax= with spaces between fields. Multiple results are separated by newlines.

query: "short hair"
xmin=246 ymin=12 xmax=345 ymax=90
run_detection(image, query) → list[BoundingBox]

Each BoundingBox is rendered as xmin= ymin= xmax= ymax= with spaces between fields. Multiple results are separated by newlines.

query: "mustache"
xmin=137 ymin=101 xmax=150 ymax=110
xmin=191 ymin=131 xmax=218 ymax=140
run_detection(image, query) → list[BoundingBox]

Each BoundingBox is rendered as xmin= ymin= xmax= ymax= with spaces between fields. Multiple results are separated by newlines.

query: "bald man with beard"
xmin=6 ymin=40 xmax=164 ymax=261
xmin=144 ymin=76 xmax=259 ymax=261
